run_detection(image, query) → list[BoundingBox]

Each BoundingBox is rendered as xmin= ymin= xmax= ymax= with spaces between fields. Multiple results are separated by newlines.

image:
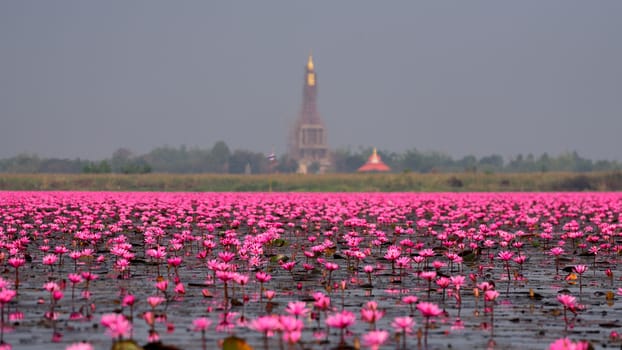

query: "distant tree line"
xmin=334 ymin=148 xmax=621 ymax=174
xmin=0 ymin=141 xmax=619 ymax=174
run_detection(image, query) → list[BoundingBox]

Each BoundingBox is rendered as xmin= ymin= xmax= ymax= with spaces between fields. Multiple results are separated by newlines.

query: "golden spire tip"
xmin=307 ymin=54 xmax=314 ymax=71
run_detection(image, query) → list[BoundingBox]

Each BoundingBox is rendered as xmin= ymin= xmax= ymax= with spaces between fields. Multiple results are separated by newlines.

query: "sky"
xmin=1 ymin=1 xmax=621 ymax=161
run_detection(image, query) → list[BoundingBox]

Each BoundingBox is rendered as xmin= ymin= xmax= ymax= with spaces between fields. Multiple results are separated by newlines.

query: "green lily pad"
xmin=112 ymin=340 xmax=143 ymax=350
xmin=222 ymin=336 xmax=253 ymax=350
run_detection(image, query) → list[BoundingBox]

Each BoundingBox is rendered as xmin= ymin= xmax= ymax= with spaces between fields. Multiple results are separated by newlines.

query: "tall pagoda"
xmin=289 ymin=55 xmax=330 ymax=173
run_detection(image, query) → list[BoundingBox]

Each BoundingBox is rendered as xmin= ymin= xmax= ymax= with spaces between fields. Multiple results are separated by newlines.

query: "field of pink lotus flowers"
xmin=0 ymin=191 xmax=620 ymax=350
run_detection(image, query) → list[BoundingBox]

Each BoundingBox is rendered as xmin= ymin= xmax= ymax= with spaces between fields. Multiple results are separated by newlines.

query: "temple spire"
xmin=306 ymin=54 xmax=316 ymax=86
xmin=289 ymin=54 xmax=330 ymax=173
xmin=370 ymin=148 xmax=380 ymax=164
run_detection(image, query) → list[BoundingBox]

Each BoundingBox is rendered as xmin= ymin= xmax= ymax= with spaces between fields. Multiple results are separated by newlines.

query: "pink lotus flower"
xmin=121 ymin=294 xmax=135 ymax=307
xmin=100 ymin=313 xmax=132 ymax=340
xmin=283 ymin=330 xmax=302 ymax=344
xmin=67 ymin=273 xmax=83 ymax=285
xmin=0 ymin=289 xmax=16 ymax=305
xmin=360 ymin=307 xmax=384 ymax=328
xmin=0 ymin=279 xmax=9 ymax=291
xmin=549 ymin=247 xmax=565 ymax=274
xmin=167 ymin=256 xmax=182 ymax=267
xmin=324 ymin=262 xmax=339 ymax=271
xmin=326 ymin=309 xmax=356 ymax=329
xmin=420 ymin=271 xmax=437 ymax=299
xmin=392 ymin=316 xmax=415 ymax=333
xmin=484 ymin=290 xmax=500 ymax=302
xmin=285 ymin=301 xmax=310 ymax=318
xmin=249 ymin=315 xmax=281 ymax=337
xmin=42 ymin=254 xmax=58 ymax=266
xmin=255 ymin=271 xmax=272 ymax=283
xmin=280 ymin=261 xmax=296 ymax=272
xmin=573 ymin=264 xmax=588 ymax=294
xmin=497 ymin=250 xmax=514 ymax=261
xmin=436 ymin=276 xmax=451 ymax=289
xmin=384 ymin=245 xmax=401 ymax=261
xmin=401 ymin=295 xmax=418 ymax=315
xmin=362 ymin=330 xmax=389 ymax=350
xmin=418 ymin=301 xmax=443 ymax=345
xmin=557 ymin=293 xmax=582 ymax=330
xmin=278 ymin=315 xmax=303 ymax=332
xmin=314 ymin=294 xmax=331 ymax=311
xmin=81 ymin=271 xmax=98 ymax=282
xmin=143 ymin=311 xmax=155 ymax=327
xmin=419 ymin=271 xmax=437 ymax=281
xmin=65 ymin=343 xmax=94 ymax=350
xmin=477 ymin=281 xmax=494 ymax=291
xmin=7 ymin=257 xmax=24 ymax=268
xmin=573 ymin=265 xmax=588 ymax=274
xmin=557 ymin=294 xmax=577 ymax=310
xmin=218 ymin=251 xmax=236 ymax=263
xmin=419 ymin=248 xmax=435 ymax=259
xmin=147 ymin=296 xmax=165 ymax=308
xmin=192 ymin=317 xmax=212 ymax=331
xmin=264 ymin=290 xmax=276 ymax=300
xmin=392 ymin=315 xmax=416 ymax=349
xmin=432 ymin=260 xmax=446 ymax=270
xmin=155 ymin=280 xmax=169 ymax=293
xmin=417 ymin=302 xmax=443 ymax=318
xmin=326 ymin=310 xmax=356 ymax=344
xmin=402 ymin=295 xmax=418 ymax=304
xmin=549 ymin=337 xmax=589 ymax=350
xmin=234 ymin=273 xmax=249 ymax=286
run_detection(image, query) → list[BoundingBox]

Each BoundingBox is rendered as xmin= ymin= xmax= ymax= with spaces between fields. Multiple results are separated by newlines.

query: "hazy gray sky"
xmin=1 ymin=1 xmax=621 ymax=161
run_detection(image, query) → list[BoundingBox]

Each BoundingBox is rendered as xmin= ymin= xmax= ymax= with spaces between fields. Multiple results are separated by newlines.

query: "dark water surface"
xmin=0 ymin=192 xmax=620 ymax=350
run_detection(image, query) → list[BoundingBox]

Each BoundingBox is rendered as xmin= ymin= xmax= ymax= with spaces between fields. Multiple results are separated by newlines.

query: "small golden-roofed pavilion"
xmin=357 ymin=148 xmax=391 ymax=172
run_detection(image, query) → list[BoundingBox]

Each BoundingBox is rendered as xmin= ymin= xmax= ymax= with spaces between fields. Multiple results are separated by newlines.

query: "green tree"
xmin=275 ymin=154 xmax=298 ymax=173
xmin=478 ymin=154 xmax=504 ymax=172
xmin=332 ymin=148 xmax=367 ymax=173
xmin=459 ymin=155 xmax=478 ymax=173
xmin=210 ymin=141 xmax=231 ymax=173
xmin=228 ymin=149 xmax=275 ymax=174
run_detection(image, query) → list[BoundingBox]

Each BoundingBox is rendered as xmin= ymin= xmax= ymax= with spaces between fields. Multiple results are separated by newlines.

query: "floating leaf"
xmin=270 ymin=254 xmax=288 ymax=263
xmin=599 ymin=321 xmax=621 ymax=328
xmin=606 ymin=291 xmax=615 ymax=306
xmin=324 ymin=248 xmax=336 ymax=257
xmin=353 ymin=336 xmax=360 ymax=350
xmin=270 ymin=238 xmax=288 ymax=247
xmin=528 ymin=289 xmax=543 ymax=300
xmin=143 ymin=342 xmax=181 ymax=350
xmin=550 ymin=309 xmax=561 ymax=317
xmin=112 ymin=340 xmax=144 ymax=350
xmin=222 ymin=336 xmax=253 ymax=350
xmin=565 ymin=273 xmax=577 ymax=284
